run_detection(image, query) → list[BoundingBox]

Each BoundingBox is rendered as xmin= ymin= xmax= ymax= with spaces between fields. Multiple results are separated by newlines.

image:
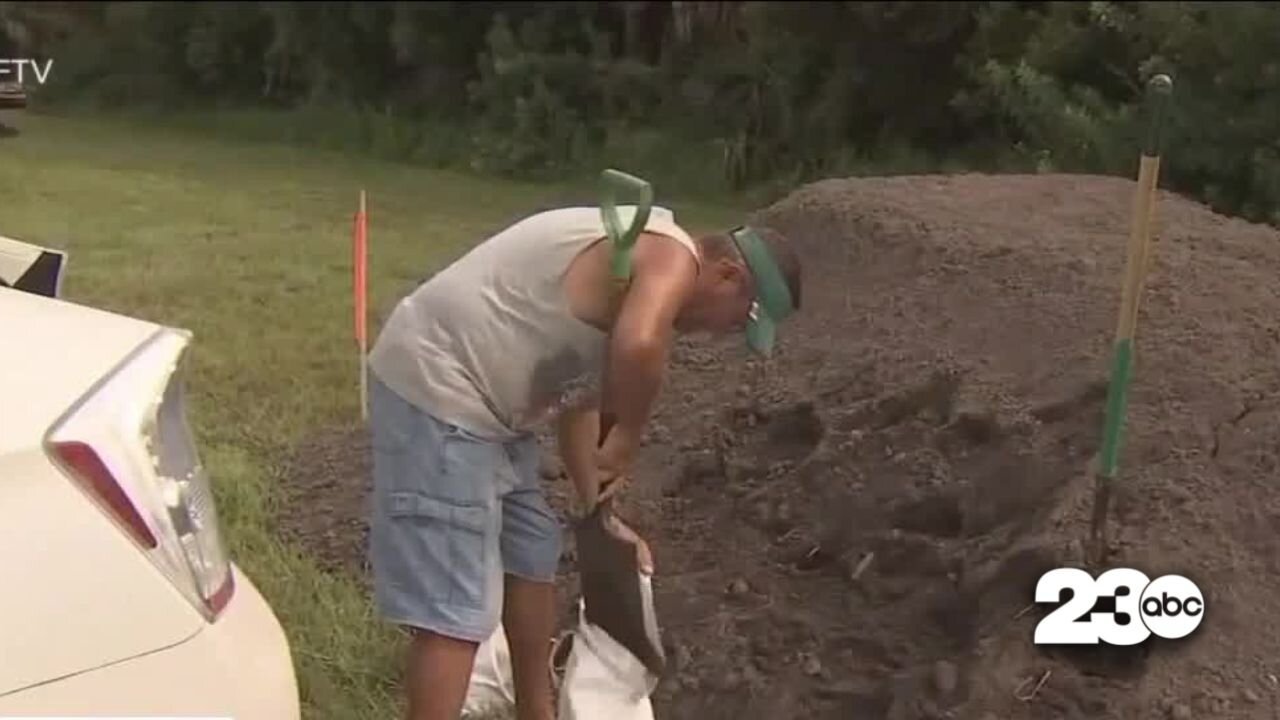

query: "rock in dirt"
xmin=950 ymin=397 xmax=999 ymax=444
xmin=933 ymin=660 xmax=959 ymax=696
xmin=674 ymin=644 xmax=694 ymax=672
xmin=846 ymin=551 xmax=875 ymax=582
xmin=1168 ymin=703 xmax=1193 ymax=720
xmin=682 ymin=450 xmax=720 ymax=480
xmin=647 ymin=422 xmax=672 ymax=445
xmin=719 ymin=669 xmax=742 ymax=691
xmin=918 ymin=699 xmax=944 ymax=719
xmin=726 ymin=578 xmax=750 ymax=596
xmin=802 ymin=653 xmax=823 ymax=677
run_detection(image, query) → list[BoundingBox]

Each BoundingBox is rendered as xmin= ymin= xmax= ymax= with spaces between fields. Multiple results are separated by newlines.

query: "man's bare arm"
xmin=597 ymin=232 xmax=698 ymax=470
xmin=557 ymin=395 xmax=602 ymax=512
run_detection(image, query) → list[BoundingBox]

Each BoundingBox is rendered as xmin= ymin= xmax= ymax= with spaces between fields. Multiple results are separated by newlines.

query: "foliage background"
xmin=3 ymin=4 xmax=1277 ymax=717
xmin=4 ymin=1 xmax=1279 ymax=222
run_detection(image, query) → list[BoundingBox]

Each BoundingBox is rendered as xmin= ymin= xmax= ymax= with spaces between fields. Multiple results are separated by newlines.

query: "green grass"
xmin=0 ymin=110 xmax=742 ymax=719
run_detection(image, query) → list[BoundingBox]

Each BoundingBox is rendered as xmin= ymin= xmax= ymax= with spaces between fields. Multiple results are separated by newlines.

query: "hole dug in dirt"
xmin=1049 ymin=639 xmax=1152 ymax=681
xmin=832 ymin=369 xmax=962 ymax=435
xmin=891 ymin=493 xmax=964 ymax=539
xmin=748 ymin=371 xmax=1114 ymax=718
xmin=727 ymin=399 xmax=826 ymax=462
xmin=720 ymin=399 xmax=827 ymax=495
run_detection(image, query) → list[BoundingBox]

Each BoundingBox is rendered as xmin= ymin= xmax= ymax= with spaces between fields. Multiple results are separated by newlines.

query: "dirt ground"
xmin=276 ymin=172 xmax=1280 ymax=719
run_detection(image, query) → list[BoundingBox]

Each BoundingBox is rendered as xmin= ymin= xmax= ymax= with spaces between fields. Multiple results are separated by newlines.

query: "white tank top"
xmin=368 ymin=206 xmax=702 ymax=440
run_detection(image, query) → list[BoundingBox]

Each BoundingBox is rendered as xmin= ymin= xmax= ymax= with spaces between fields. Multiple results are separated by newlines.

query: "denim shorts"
xmin=367 ymin=374 xmax=563 ymax=643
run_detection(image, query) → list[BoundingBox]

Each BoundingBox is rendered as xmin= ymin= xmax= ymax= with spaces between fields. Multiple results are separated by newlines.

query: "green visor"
xmin=729 ymin=226 xmax=795 ymax=355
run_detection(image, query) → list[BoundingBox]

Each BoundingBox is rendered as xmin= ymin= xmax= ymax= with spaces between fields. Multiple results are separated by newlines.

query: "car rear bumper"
xmin=0 ymin=564 xmax=301 ymax=719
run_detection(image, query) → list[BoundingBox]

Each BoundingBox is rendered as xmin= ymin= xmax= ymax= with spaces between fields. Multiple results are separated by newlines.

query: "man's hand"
xmin=558 ymin=400 xmax=652 ymax=575
xmin=596 ymin=472 xmax=629 ymax=506
xmin=557 ymin=396 xmax=641 ymax=511
xmin=602 ymin=507 xmax=654 ymax=576
xmin=596 ymin=417 xmax=641 ymax=483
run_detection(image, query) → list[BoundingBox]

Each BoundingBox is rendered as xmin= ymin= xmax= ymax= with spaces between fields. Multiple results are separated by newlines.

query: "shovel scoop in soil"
xmin=573 ymin=503 xmax=667 ymax=679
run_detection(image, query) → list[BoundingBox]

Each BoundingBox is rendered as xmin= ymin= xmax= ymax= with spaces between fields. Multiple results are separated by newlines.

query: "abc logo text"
xmin=1034 ymin=567 xmax=1204 ymax=646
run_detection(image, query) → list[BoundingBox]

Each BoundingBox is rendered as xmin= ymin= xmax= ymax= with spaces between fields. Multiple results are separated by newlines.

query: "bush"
xmin=14 ymin=1 xmax=1280 ymax=224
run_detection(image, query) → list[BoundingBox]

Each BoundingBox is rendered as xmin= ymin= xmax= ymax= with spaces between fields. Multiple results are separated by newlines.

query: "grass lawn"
xmin=0 ymin=110 xmax=743 ymax=719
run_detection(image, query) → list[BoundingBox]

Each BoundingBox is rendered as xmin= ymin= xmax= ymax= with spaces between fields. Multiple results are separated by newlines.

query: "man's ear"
xmin=714 ymin=257 xmax=746 ymax=284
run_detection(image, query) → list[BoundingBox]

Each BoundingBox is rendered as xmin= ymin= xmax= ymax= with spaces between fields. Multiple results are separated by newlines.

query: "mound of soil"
xmin=275 ymin=173 xmax=1280 ymax=719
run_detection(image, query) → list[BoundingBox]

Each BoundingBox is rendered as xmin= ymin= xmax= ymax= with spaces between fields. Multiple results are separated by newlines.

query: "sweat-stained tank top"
xmin=368 ymin=206 xmax=702 ymax=441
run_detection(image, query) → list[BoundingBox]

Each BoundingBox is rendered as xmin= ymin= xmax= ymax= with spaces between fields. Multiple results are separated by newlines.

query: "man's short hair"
xmin=699 ymin=227 xmax=803 ymax=311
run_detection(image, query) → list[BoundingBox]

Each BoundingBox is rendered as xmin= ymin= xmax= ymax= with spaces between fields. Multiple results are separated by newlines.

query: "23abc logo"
xmin=1034 ymin=568 xmax=1205 ymax=645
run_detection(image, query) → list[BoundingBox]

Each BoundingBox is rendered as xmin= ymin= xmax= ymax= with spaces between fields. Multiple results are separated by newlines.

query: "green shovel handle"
xmin=600 ymin=169 xmax=654 ymax=285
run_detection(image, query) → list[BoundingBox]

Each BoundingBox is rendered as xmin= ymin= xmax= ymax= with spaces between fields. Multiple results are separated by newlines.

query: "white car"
xmin=0 ymin=238 xmax=301 ymax=718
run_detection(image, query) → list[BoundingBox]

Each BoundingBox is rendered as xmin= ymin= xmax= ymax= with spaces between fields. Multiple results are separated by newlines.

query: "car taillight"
xmin=50 ymin=441 xmax=159 ymax=550
xmin=45 ymin=328 xmax=235 ymax=621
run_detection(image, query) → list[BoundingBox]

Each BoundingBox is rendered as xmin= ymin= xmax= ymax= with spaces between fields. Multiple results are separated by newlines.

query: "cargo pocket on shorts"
xmin=386 ymin=491 xmax=490 ymax=609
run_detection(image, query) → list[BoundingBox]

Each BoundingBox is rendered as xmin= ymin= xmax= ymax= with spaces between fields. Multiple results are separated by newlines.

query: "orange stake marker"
xmin=354 ymin=190 xmax=369 ymax=422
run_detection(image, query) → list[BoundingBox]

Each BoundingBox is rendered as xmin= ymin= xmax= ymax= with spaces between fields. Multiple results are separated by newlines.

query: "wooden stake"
xmin=1089 ymin=74 xmax=1173 ymax=563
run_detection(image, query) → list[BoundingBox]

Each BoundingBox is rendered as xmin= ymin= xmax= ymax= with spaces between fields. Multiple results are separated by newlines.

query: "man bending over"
xmin=366 ymin=204 xmax=802 ymax=719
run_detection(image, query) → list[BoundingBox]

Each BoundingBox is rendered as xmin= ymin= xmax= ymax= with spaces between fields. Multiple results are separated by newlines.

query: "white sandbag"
xmin=462 ymin=626 xmax=516 ymax=718
xmin=557 ymin=575 xmax=661 ymax=720
xmin=462 ymin=570 xmax=663 ymax=720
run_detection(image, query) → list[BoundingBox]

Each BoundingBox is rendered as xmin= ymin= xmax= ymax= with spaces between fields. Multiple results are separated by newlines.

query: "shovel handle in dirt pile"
xmin=1090 ymin=73 xmax=1174 ymax=563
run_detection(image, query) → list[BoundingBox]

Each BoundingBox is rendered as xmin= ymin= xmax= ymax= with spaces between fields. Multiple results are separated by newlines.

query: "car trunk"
xmin=0 ymin=287 xmax=208 ymax=697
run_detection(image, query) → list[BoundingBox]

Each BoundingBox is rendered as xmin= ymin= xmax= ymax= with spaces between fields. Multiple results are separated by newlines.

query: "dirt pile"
xmin=276 ymin=172 xmax=1280 ymax=719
